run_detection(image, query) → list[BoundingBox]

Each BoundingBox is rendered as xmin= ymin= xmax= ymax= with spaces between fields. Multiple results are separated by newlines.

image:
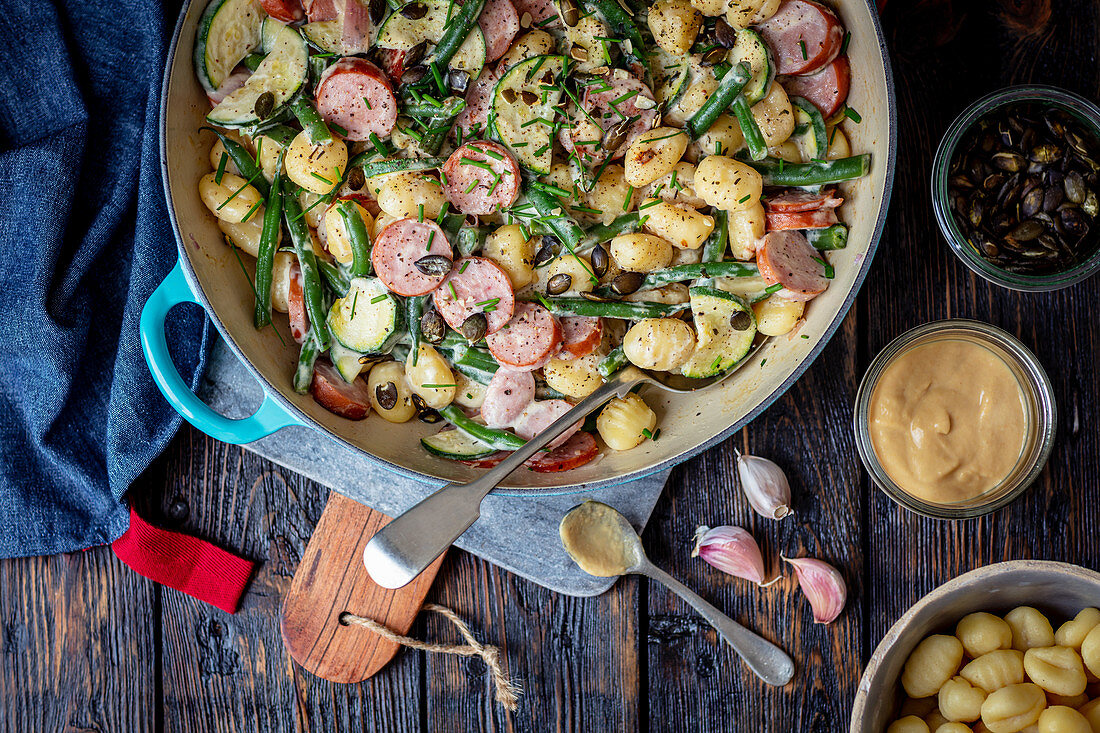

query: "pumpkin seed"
xmin=546 ymin=273 xmax=573 ymax=295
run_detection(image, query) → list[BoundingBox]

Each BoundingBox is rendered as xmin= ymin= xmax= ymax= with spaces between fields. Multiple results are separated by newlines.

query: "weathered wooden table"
xmin=3 ymin=2 xmax=1098 ymax=730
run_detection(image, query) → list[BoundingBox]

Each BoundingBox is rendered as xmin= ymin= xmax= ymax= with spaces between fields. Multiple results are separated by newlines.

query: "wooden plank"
xmin=866 ymin=0 xmax=1100 ymax=648
xmin=0 ymin=550 xmax=157 ymax=732
xmin=146 ymin=427 xmax=422 ymax=733
xmin=645 ymin=320 xmax=864 ymax=730
xmin=423 ymin=550 xmax=641 ymax=732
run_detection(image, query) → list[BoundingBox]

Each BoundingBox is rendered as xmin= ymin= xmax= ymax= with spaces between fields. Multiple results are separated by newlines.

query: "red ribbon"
xmin=112 ymin=507 xmax=255 ymax=614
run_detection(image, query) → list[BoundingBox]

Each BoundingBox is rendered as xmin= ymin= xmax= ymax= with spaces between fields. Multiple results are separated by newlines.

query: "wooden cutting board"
xmin=281 ymin=493 xmax=445 ymax=683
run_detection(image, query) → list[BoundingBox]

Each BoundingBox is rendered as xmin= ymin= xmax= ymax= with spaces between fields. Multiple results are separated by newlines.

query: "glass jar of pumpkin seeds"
xmin=932 ymin=85 xmax=1100 ymax=291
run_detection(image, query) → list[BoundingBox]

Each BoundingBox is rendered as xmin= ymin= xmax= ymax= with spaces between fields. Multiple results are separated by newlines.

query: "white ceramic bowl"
xmin=153 ymin=0 xmax=896 ymax=491
xmin=849 ymin=560 xmax=1100 ymax=732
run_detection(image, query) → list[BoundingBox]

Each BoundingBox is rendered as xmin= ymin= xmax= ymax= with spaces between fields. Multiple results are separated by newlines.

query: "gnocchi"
xmin=367 ymin=362 xmax=417 ymax=424
xmin=939 ymin=676 xmax=987 ymax=723
xmin=694 ymin=112 xmax=745 ymax=157
xmin=624 ymin=127 xmax=690 ymax=187
xmin=962 ymin=651 xmax=1027 ymax=693
xmin=622 ymin=318 xmax=696 ymax=371
xmin=543 ymin=353 xmax=604 ymax=400
xmin=597 ymin=393 xmax=657 ymax=451
xmin=647 ymin=0 xmax=701 ymax=55
xmin=752 ymin=296 xmax=805 ymax=337
xmin=376 ymin=170 xmax=447 ymax=219
xmin=887 ymin=717 xmax=931 ymax=733
xmin=695 ymin=155 xmax=763 ymax=211
xmin=453 ymin=372 xmax=487 ymax=410
xmin=285 ymin=131 xmax=348 ymax=194
xmin=980 ymin=683 xmax=1046 ymax=733
xmin=218 ymin=217 xmax=266 ymax=258
xmin=610 ymin=233 xmax=675 ymax=272
xmin=585 ymin=164 xmax=638 ymax=223
xmin=484 ymin=224 xmax=537 ymax=290
xmin=1079 ymin=624 xmax=1100 ymax=678
xmin=1055 ymin=609 xmax=1100 ymax=649
xmin=1037 ymin=706 xmax=1092 ymax=733
xmin=641 ymin=198 xmax=715 ymax=249
xmin=903 ymin=635 xmax=966 ymax=699
xmin=544 ymin=253 xmax=598 ymax=293
xmin=958 ymin=613 xmax=1015 ymax=659
xmin=727 ymin=203 xmax=766 ymax=260
xmin=405 ymin=344 xmax=456 ymax=409
xmin=1023 ymin=647 xmax=1087 ymax=697
xmin=199 ymin=172 xmax=264 ymax=224
xmin=645 ymin=161 xmax=708 ymax=208
xmin=750 ymin=83 xmax=796 ymax=148
xmin=1007 ymin=607 xmax=1057 ymax=651
xmin=270 ymin=251 xmax=295 ymax=313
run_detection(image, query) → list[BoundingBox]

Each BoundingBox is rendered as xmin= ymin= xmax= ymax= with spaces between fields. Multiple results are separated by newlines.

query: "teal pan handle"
xmin=140 ymin=260 xmax=305 ymax=444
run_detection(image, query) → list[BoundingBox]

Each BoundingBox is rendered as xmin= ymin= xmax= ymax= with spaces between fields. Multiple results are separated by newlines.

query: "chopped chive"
xmin=350 ymin=290 xmax=360 ymax=318
xmin=622 ymin=185 xmax=634 ymax=211
xmin=459 ymin=259 xmax=470 ymax=273
xmin=764 ymin=283 xmax=783 ymax=295
xmin=840 ymin=31 xmax=851 ymax=55
xmin=362 ymin=96 xmax=372 ymax=110
xmin=812 ymin=256 xmax=835 ymax=279
xmin=799 ymin=39 xmax=807 ymax=60
xmin=711 ymin=355 xmax=722 ymax=371
xmin=310 ymin=171 xmax=333 ymax=185
xmin=464 ymin=178 xmax=479 ymax=193
xmin=843 ymin=106 xmax=862 ymax=124
xmin=329 ymin=121 xmax=348 ymax=137
xmin=426 ymin=230 xmax=435 ymax=251
xmin=215 ymin=170 xmax=264 ymax=211
xmin=421 ymin=383 xmax=456 ymax=389
xmin=512 ymin=141 xmax=530 ymax=148
xmin=641 ymin=427 xmax=653 ymax=440
xmin=370 ymin=294 xmax=389 ymax=304
xmin=481 ymin=146 xmax=504 ymax=160
xmin=639 ymin=198 xmax=664 ymax=210
xmin=475 ymin=297 xmax=500 ymax=308
xmin=241 ymin=198 xmax=264 ymax=223
xmin=449 ymin=281 xmax=458 ymax=300
xmin=418 ymin=204 xmax=424 ymax=222
xmin=738 ymin=193 xmax=751 ymax=204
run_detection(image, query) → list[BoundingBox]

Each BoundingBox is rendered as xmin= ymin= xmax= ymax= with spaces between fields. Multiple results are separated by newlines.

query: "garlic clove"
xmin=691 ymin=525 xmax=767 ymax=585
xmin=735 ymin=450 xmax=793 ymax=520
xmin=782 ymin=556 xmax=847 ymax=624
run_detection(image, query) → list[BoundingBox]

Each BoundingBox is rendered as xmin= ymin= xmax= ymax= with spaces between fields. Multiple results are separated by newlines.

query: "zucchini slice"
xmin=557 ymin=4 xmax=612 ymax=74
xmin=207 ymin=23 xmax=308 ymax=128
xmin=375 ymin=0 xmax=487 ymax=77
xmin=421 ymin=428 xmax=497 ymax=460
xmin=490 ymin=55 xmax=566 ymax=175
xmin=193 ymin=0 xmax=265 ymax=93
xmin=301 ymin=21 xmax=342 ymax=53
xmin=679 ymin=286 xmax=757 ymax=378
xmin=730 ymin=28 xmax=774 ymax=105
xmin=326 ymin=277 xmax=404 ymax=353
xmin=791 ymin=96 xmax=828 ymax=161
xmin=650 ymin=46 xmax=690 ymax=108
xmin=328 ymin=338 xmax=368 ymax=383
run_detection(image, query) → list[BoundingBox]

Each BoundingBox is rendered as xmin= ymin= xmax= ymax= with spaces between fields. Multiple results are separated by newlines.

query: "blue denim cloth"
xmin=0 ymin=0 xmax=208 ymax=557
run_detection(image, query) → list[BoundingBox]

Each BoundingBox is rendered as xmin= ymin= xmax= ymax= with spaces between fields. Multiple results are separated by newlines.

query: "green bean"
xmin=525 ymin=187 xmax=588 ymax=254
xmin=731 ymin=94 xmax=767 ymax=161
xmin=438 ymin=339 xmax=499 ymax=384
xmin=686 ymin=62 xmax=752 ymax=139
xmin=582 ymin=0 xmax=644 ymax=58
xmin=736 ymin=153 xmax=872 ymax=186
xmin=254 ymin=163 xmax=284 ymax=328
xmin=348 ymin=155 xmax=446 ymax=179
xmin=595 ymin=261 xmax=759 ymax=297
xmin=791 ymin=96 xmax=828 ymax=158
xmin=291 ymin=96 xmax=331 ymax=145
xmin=427 ymin=0 xmax=489 ymax=72
xmin=405 ymin=295 xmax=428 ymax=366
xmin=337 ymin=199 xmax=373 ymax=277
xmin=259 ymin=124 xmax=298 ymax=148
xmin=806 ymin=223 xmax=849 ymax=250
xmin=597 ymin=347 xmax=628 ymax=378
xmin=586 ymin=213 xmax=641 ymax=243
xmin=319 ymin=260 xmax=351 ymax=296
xmin=282 ymin=193 xmax=331 ymax=351
xmin=438 ymin=405 xmax=525 ymax=451
xmin=536 ymin=296 xmax=689 ymax=319
xmin=201 ymin=127 xmax=269 ymax=197
xmin=293 ymin=330 xmax=322 ymax=394
xmin=402 ymin=96 xmax=466 ymax=120
xmin=455 ymin=225 xmax=489 ymax=257
xmin=700 ymin=210 xmax=729 ymax=264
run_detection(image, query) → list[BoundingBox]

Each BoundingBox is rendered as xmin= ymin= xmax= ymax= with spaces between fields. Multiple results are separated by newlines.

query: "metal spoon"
xmin=559 ymin=500 xmax=795 ymax=686
xmin=364 ymin=356 xmax=758 ymax=590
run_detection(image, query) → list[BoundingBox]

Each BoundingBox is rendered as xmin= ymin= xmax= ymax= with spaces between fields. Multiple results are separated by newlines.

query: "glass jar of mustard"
xmin=853 ymin=320 xmax=1056 ymax=519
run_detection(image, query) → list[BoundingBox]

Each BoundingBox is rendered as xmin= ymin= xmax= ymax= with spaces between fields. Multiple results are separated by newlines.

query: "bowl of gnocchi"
xmin=850 ymin=560 xmax=1100 ymax=733
xmin=146 ymin=0 xmax=895 ymax=491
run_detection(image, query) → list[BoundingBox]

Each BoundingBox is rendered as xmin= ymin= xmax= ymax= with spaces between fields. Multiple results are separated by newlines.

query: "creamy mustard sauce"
xmin=868 ymin=339 xmax=1027 ymax=504
xmin=559 ymin=501 xmax=639 ymax=577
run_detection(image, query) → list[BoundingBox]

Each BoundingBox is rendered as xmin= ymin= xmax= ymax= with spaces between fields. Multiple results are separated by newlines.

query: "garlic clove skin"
xmin=691 ymin=525 xmax=767 ymax=585
xmin=782 ymin=556 xmax=847 ymax=624
xmin=735 ymin=451 xmax=793 ymax=520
